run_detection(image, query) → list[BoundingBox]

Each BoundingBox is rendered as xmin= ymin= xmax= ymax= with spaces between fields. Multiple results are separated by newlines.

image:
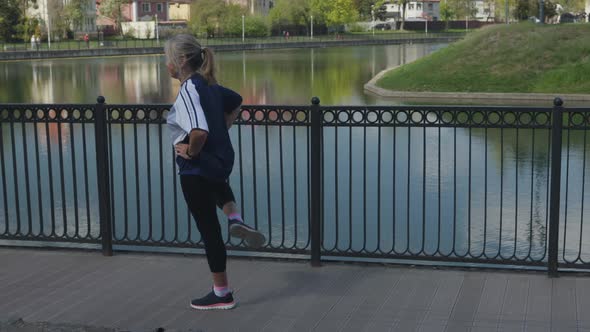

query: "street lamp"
xmin=155 ymin=15 xmax=159 ymax=42
xmin=371 ymin=5 xmax=375 ymax=36
xmin=47 ymin=15 xmax=52 ymax=49
xmin=539 ymin=0 xmax=545 ymax=24
xmin=505 ymin=0 xmax=509 ymax=24
xmin=242 ymin=15 xmax=245 ymax=42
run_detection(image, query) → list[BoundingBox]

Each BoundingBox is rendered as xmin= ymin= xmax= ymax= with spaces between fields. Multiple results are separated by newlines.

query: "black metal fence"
xmin=1 ymin=98 xmax=590 ymax=276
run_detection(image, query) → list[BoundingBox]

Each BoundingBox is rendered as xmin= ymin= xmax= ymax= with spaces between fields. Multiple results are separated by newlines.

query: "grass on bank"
xmin=376 ymin=22 xmax=590 ymax=94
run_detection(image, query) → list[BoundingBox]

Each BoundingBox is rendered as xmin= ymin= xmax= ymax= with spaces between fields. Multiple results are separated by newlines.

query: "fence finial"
xmin=554 ymin=97 xmax=563 ymax=107
xmin=311 ymin=97 xmax=320 ymax=106
xmin=97 ymin=96 xmax=106 ymax=104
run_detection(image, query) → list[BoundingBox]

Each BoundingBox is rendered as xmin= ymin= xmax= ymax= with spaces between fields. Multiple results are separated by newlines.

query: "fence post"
xmin=95 ymin=96 xmax=113 ymax=256
xmin=548 ymin=97 xmax=564 ymax=277
xmin=310 ymin=97 xmax=323 ymax=267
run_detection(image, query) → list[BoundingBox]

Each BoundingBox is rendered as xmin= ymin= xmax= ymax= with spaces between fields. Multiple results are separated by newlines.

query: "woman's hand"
xmin=175 ymin=143 xmax=192 ymax=160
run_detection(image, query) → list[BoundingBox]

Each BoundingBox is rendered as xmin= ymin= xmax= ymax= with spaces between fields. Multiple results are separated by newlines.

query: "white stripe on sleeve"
xmin=181 ymin=81 xmax=209 ymax=132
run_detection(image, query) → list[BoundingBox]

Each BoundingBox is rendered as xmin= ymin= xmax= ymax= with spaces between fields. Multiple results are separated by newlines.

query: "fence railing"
xmin=1 ymin=97 xmax=590 ymax=276
xmin=0 ymin=32 xmax=466 ymax=53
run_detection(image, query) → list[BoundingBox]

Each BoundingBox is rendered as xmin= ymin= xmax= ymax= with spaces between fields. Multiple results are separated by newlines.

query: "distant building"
xmin=28 ymin=0 xmax=97 ymax=35
xmin=382 ymin=0 xmax=441 ymax=21
xmin=169 ymin=0 xmax=192 ymax=21
xmin=124 ymin=0 xmax=170 ymax=22
xmin=382 ymin=0 xmax=493 ymax=22
xmin=226 ymin=0 xmax=274 ymax=15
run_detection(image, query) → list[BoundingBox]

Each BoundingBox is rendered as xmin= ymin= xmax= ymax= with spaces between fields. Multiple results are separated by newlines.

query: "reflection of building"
xmin=122 ymin=59 xmax=162 ymax=103
xmin=30 ymin=62 xmax=56 ymax=103
xmin=227 ymin=0 xmax=274 ymax=15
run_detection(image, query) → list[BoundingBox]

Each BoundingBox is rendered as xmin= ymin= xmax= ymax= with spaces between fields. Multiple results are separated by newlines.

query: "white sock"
xmin=213 ymin=285 xmax=230 ymax=297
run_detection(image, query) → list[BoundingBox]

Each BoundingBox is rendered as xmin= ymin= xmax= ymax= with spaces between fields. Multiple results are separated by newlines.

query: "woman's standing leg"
xmin=180 ymin=175 xmax=236 ymax=310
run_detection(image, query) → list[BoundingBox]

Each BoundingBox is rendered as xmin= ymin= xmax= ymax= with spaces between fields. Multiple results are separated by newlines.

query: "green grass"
xmin=376 ymin=23 xmax=590 ymax=94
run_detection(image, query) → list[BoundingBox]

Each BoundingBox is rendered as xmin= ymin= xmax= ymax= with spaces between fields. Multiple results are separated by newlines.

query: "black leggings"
xmin=180 ymin=175 xmax=235 ymax=273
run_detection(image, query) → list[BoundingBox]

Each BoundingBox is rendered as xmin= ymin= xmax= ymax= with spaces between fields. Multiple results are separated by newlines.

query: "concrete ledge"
xmin=0 ymin=36 xmax=463 ymax=61
xmin=365 ymin=67 xmax=590 ymax=104
xmin=0 ymin=47 xmax=163 ymax=61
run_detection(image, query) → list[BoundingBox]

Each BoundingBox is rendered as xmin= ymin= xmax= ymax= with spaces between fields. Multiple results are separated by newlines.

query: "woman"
xmin=165 ymin=34 xmax=265 ymax=310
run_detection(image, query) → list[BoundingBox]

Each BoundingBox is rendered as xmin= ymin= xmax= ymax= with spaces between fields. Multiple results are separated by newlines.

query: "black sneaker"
xmin=228 ymin=219 xmax=266 ymax=249
xmin=190 ymin=291 xmax=236 ymax=310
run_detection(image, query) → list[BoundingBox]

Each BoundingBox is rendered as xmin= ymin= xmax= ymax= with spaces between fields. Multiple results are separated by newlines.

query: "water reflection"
xmin=0 ymin=44 xmax=444 ymax=105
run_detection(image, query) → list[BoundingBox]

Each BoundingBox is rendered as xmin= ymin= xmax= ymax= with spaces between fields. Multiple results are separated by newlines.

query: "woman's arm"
xmin=225 ymin=106 xmax=241 ymax=129
xmin=175 ymin=129 xmax=208 ymax=159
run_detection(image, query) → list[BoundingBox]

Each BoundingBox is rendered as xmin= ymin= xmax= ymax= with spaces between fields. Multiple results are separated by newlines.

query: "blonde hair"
xmin=164 ymin=34 xmax=217 ymax=85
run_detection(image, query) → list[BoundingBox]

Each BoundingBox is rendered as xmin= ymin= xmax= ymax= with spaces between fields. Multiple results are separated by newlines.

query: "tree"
xmin=514 ymin=0 xmax=558 ymax=20
xmin=190 ymin=0 xmax=248 ymax=37
xmin=447 ymin=0 xmax=478 ymax=20
xmin=190 ymin=0 xmax=227 ymax=36
xmin=0 ymin=0 xmax=21 ymax=41
xmin=99 ymin=0 xmax=126 ymax=35
xmin=269 ymin=0 xmax=311 ymax=29
xmin=63 ymin=0 xmax=85 ymax=32
xmin=440 ymin=0 xmax=455 ymax=29
xmin=325 ymin=0 xmax=359 ymax=26
xmin=398 ymin=0 xmax=409 ymax=30
xmin=244 ymin=15 xmax=270 ymax=37
xmin=15 ymin=16 xmax=39 ymax=41
xmin=310 ymin=0 xmax=359 ymax=28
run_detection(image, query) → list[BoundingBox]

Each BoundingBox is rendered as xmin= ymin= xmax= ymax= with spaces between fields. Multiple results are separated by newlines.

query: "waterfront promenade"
xmin=1 ymin=248 xmax=589 ymax=332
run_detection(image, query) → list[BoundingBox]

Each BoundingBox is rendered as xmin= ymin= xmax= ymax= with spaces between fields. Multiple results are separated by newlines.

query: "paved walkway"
xmin=1 ymin=248 xmax=589 ymax=332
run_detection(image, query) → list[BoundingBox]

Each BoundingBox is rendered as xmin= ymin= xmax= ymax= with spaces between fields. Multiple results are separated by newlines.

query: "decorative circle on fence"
xmin=456 ymin=111 xmax=469 ymax=125
xmin=396 ymin=111 xmax=409 ymax=124
xmin=110 ymin=109 xmax=120 ymax=120
xmin=441 ymin=111 xmax=455 ymax=125
xmin=487 ymin=112 xmax=501 ymax=125
xmin=381 ymin=111 xmax=394 ymax=124
xmin=570 ymin=112 xmax=586 ymax=127
xmin=534 ymin=112 xmax=550 ymax=126
xmin=518 ymin=112 xmax=533 ymax=126
xmin=149 ymin=109 xmax=159 ymax=121
xmin=322 ymin=111 xmax=335 ymax=123
xmin=136 ymin=110 xmax=145 ymax=120
xmin=503 ymin=112 xmax=517 ymax=125
xmin=472 ymin=111 xmax=485 ymax=125
xmin=366 ymin=111 xmax=379 ymax=124
xmin=425 ymin=111 xmax=439 ymax=124
xmin=411 ymin=111 xmax=424 ymax=124
xmin=85 ymin=109 xmax=94 ymax=120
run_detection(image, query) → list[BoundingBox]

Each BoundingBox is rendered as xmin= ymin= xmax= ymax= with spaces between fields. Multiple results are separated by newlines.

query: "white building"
xmin=472 ymin=0 xmax=495 ymax=21
xmin=28 ymin=0 xmax=97 ymax=35
xmin=226 ymin=0 xmax=274 ymax=15
xmin=383 ymin=0 xmax=441 ymax=21
xmin=383 ymin=0 xmax=494 ymax=22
